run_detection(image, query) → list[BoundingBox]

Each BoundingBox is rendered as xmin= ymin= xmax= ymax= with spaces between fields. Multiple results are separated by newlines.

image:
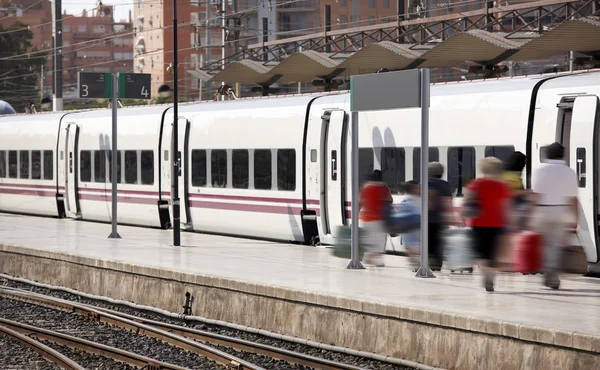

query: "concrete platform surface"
xmin=0 ymin=213 xmax=598 ymax=339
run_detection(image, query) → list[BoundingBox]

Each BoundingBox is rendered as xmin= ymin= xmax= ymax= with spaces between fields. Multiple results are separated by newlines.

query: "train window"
xmin=80 ymin=151 xmax=91 ymax=182
xmin=310 ymin=149 xmax=317 ymax=163
xmin=412 ymin=147 xmax=439 ymax=181
xmin=254 ymin=149 xmax=272 ymax=190
xmin=381 ymin=148 xmax=405 ymax=194
xmin=232 ymin=150 xmax=249 ymax=189
xmin=108 ymin=151 xmax=122 ymax=183
xmin=485 ymin=146 xmax=515 ymax=164
xmin=94 ymin=150 xmax=106 ymax=183
xmin=31 ymin=151 xmax=41 ymax=180
xmin=0 ymin=151 xmax=6 ymax=178
xmin=191 ymin=150 xmax=207 ymax=187
xmin=576 ymin=148 xmax=586 ymax=188
xmin=447 ymin=147 xmax=476 ymax=196
xmin=359 ymin=148 xmax=374 ymax=185
xmin=19 ymin=151 xmax=29 ymax=179
xmin=141 ymin=151 xmax=154 ymax=185
xmin=211 ymin=150 xmax=227 ymax=188
xmin=124 ymin=151 xmax=138 ymax=184
xmin=43 ymin=151 xmax=53 ymax=180
xmin=8 ymin=151 xmax=17 ymax=178
xmin=277 ymin=149 xmax=296 ymax=191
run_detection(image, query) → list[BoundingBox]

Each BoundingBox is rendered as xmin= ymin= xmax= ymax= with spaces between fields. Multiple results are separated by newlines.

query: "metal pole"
xmin=173 ymin=0 xmax=181 ymax=246
xmin=416 ymin=68 xmax=434 ymax=278
xmin=108 ymin=73 xmax=121 ymax=239
xmin=52 ymin=0 xmax=63 ymax=111
xmin=205 ymin=0 xmax=211 ymax=95
xmin=347 ymin=111 xmax=365 ymax=269
xmin=221 ymin=0 xmax=226 ymax=101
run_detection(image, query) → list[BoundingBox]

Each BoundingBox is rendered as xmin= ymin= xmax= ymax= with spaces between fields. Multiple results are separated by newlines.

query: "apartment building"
xmin=0 ymin=0 xmax=133 ymax=99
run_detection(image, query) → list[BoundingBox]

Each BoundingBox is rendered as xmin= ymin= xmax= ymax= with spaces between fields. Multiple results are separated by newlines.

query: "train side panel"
xmin=0 ymin=115 xmax=63 ymax=217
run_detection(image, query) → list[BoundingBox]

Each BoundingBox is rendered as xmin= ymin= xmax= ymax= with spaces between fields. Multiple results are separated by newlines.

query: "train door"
xmin=569 ymin=95 xmax=599 ymax=263
xmin=320 ymin=110 xmax=347 ymax=235
xmin=171 ymin=118 xmax=191 ymax=229
xmin=64 ymin=123 xmax=81 ymax=217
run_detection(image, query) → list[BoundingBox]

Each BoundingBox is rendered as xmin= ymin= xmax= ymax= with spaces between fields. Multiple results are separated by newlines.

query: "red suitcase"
xmin=514 ymin=231 xmax=542 ymax=274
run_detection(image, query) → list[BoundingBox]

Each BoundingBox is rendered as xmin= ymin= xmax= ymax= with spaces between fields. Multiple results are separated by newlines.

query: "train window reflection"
xmin=232 ymin=150 xmax=249 ymax=189
xmin=43 ymin=151 xmax=53 ymax=180
xmin=80 ymin=151 xmax=91 ymax=182
xmin=277 ymin=149 xmax=296 ymax=191
xmin=94 ymin=150 xmax=106 ymax=183
xmin=485 ymin=146 xmax=515 ymax=164
xmin=141 ymin=151 xmax=154 ymax=185
xmin=413 ymin=147 xmax=439 ymax=182
xmin=254 ymin=150 xmax=272 ymax=190
xmin=0 ymin=151 xmax=6 ymax=178
xmin=31 ymin=151 xmax=41 ymax=180
xmin=191 ymin=150 xmax=207 ymax=187
xmin=8 ymin=151 xmax=17 ymax=178
xmin=359 ymin=148 xmax=374 ymax=185
xmin=19 ymin=151 xmax=29 ymax=179
xmin=381 ymin=148 xmax=405 ymax=194
xmin=124 ymin=151 xmax=138 ymax=184
xmin=448 ymin=147 xmax=476 ymax=196
xmin=108 ymin=151 xmax=122 ymax=184
xmin=211 ymin=150 xmax=227 ymax=188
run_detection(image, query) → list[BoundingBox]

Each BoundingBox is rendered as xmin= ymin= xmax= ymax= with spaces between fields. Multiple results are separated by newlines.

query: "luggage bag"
xmin=384 ymin=201 xmax=420 ymax=235
xmin=332 ymin=225 xmax=365 ymax=259
xmin=444 ymin=228 xmax=475 ymax=273
xmin=514 ymin=231 xmax=542 ymax=274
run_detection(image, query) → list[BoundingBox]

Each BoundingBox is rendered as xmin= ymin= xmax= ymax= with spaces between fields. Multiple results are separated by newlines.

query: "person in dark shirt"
xmin=427 ymin=162 xmax=454 ymax=270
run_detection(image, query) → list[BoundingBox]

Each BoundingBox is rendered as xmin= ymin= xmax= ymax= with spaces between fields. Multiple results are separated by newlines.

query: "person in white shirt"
xmin=400 ymin=181 xmax=421 ymax=270
xmin=532 ymin=142 xmax=579 ymax=289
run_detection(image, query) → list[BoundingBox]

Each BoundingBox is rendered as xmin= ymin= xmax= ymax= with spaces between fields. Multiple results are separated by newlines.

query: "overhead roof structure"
xmin=207 ymin=16 xmax=600 ymax=86
xmin=509 ymin=17 xmax=600 ymax=61
xmin=418 ymin=30 xmax=525 ymax=68
xmin=336 ymin=41 xmax=424 ymax=73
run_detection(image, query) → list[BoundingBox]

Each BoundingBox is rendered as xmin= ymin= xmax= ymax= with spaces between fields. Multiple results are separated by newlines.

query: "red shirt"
xmin=467 ymin=178 xmax=511 ymax=228
xmin=359 ymin=182 xmax=392 ymax=222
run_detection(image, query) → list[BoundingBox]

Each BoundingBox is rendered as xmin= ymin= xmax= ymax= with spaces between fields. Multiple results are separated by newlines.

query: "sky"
xmin=62 ymin=0 xmax=133 ymax=23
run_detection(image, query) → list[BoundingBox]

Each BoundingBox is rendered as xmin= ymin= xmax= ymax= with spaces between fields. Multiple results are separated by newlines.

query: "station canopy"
xmin=208 ymin=16 xmax=600 ymax=85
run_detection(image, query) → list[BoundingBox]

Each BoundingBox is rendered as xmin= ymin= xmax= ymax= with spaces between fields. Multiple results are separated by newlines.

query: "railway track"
xmin=0 ymin=286 xmax=380 ymax=370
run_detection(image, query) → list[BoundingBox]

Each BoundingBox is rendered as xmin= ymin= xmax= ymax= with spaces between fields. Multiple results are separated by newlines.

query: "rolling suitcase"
xmin=514 ymin=231 xmax=542 ymax=274
xmin=443 ymin=228 xmax=474 ymax=273
xmin=332 ymin=225 xmax=365 ymax=259
xmin=561 ymin=233 xmax=588 ymax=274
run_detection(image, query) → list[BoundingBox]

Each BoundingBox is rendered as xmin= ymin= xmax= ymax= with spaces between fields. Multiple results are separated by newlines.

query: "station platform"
xmin=0 ymin=213 xmax=599 ymax=370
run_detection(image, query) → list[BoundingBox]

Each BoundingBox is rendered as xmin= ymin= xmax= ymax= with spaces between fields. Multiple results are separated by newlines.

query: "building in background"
xmin=0 ymin=0 xmax=133 ymax=100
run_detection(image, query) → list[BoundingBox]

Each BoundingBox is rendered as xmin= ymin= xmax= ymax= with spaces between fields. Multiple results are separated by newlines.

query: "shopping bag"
xmin=384 ymin=201 xmax=420 ymax=235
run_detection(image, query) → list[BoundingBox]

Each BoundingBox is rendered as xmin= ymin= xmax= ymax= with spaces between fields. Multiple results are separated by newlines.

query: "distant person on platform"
xmin=427 ymin=162 xmax=454 ymax=270
xmin=25 ymin=102 xmax=37 ymax=114
xmin=107 ymin=99 xmax=123 ymax=108
xmin=532 ymin=142 xmax=578 ymax=289
xmin=359 ymin=169 xmax=393 ymax=267
xmin=400 ymin=180 xmax=421 ymax=270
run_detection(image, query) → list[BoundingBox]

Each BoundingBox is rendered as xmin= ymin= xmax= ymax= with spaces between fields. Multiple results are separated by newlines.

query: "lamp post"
xmin=172 ymin=0 xmax=181 ymax=247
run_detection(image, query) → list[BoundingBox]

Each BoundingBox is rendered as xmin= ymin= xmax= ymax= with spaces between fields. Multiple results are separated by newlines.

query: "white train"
xmin=1 ymin=70 xmax=599 ymax=273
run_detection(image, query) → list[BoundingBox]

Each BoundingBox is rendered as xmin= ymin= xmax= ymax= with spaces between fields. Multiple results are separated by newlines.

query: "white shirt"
xmin=532 ymin=159 xmax=578 ymax=205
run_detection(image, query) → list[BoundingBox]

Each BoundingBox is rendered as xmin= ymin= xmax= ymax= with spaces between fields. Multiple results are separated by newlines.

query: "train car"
xmin=0 ymin=70 xmax=599 ymax=273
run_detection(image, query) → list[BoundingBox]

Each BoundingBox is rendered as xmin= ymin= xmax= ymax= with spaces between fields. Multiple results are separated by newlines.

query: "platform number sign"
xmin=77 ymin=72 xmax=112 ymax=99
xmin=118 ymin=73 xmax=152 ymax=100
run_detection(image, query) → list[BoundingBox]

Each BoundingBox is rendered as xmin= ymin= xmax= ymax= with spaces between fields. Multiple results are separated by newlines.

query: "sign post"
xmin=349 ymin=69 xmax=435 ymax=278
xmin=77 ymin=72 xmax=151 ymax=240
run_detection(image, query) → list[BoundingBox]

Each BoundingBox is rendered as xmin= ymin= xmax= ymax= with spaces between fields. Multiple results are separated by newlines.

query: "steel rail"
xmin=0 ymin=287 xmax=264 ymax=370
xmin=0 ymin=318 xmax=190 ymax=370
xmin=0 ymin=287 xmax=366 ymax=370
xmin=0 ymin=323 xmax=86 ymax=370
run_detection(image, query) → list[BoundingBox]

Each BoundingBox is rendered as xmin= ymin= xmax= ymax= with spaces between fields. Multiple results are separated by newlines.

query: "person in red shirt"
xmin=359 ymin=170 xmax=393 ymax=266
xmin=464 ymin=157 xmax=511 ymax=292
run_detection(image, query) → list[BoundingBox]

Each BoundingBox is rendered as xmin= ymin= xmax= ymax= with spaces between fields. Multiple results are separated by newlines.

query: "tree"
xmin=0 ymin=22 xmax=47 ymax=113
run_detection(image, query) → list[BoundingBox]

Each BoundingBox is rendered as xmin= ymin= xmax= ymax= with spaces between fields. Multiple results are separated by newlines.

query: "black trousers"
xmin=428 ymin=223 xmax=444 ymax=268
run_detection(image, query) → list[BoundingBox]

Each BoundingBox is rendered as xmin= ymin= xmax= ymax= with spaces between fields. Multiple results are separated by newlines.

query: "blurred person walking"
xmin=400 ymin=181 xmax=421 ymax=270
xmin=464 ymin=157 xmax=512 ymax=292
xmin=531 ymin=142 xmax=578 ymax=289
xmin=427 ymin=162 xmax=454 ymax=271
xmin=502 ymin=151 xmax=530 ymax=230
xmin=359 ymin=170 xmax=393 ymax=267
